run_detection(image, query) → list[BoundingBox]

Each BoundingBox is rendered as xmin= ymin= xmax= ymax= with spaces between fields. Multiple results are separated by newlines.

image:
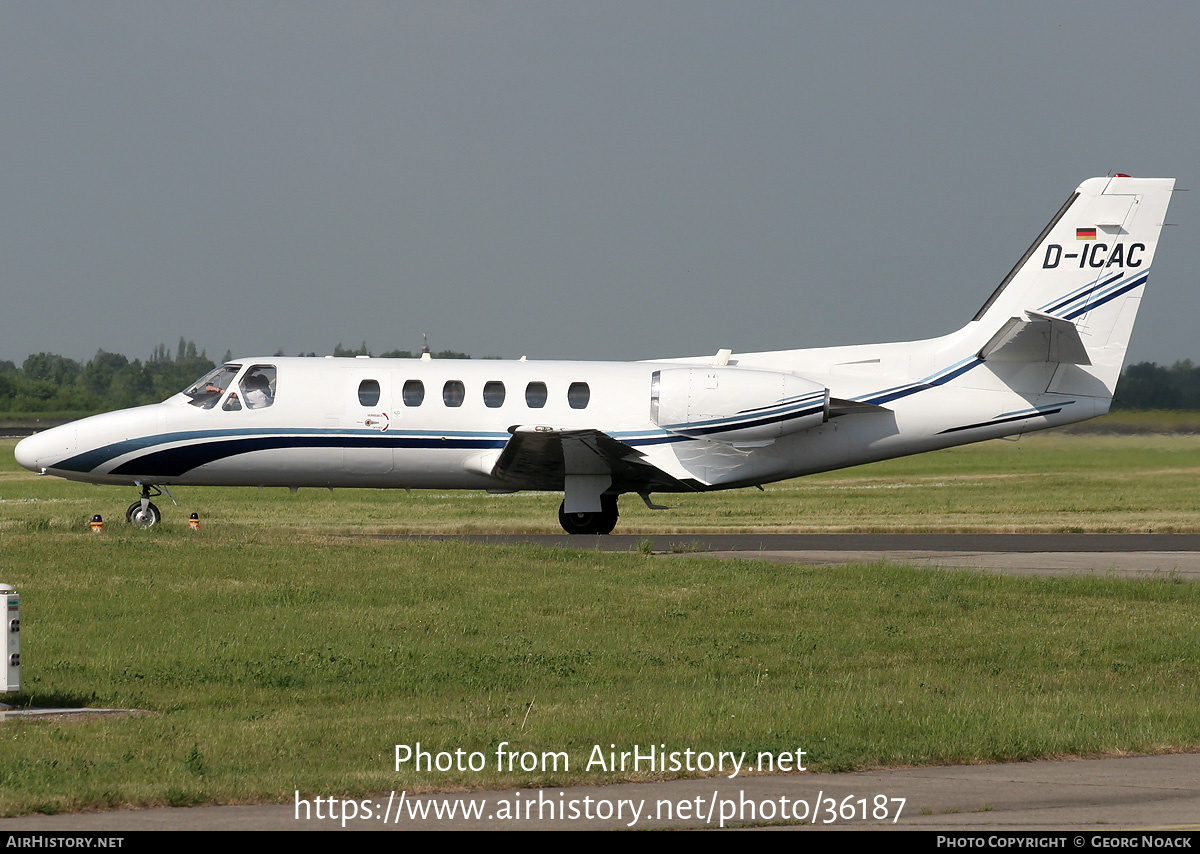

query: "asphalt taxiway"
xmin=413 ymin=532 xmax=1200 ymax=579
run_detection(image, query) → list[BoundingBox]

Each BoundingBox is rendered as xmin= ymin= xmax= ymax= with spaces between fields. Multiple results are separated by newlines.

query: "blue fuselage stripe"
xmin=858 ymin=358 xmax=981 ymax=406
xmin=108 ymin=435 xmax=509 ymax=478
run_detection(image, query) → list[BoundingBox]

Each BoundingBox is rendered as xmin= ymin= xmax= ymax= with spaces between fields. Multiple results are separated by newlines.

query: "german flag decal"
xmin=1077 ymin=227 xmax=1097 ymax=240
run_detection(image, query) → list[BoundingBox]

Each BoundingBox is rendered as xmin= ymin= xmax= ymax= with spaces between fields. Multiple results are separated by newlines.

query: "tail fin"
xmin=968 ymin=175 xmax=1175 ymax=396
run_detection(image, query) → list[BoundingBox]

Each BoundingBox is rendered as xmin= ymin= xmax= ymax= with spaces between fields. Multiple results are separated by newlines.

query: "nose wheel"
xmin=126 ymin=501 xmax=162 ymax=528
xmin=558 ymin=495 xmax=619 ymax=535
xmin=126 ymin=484 xmax=165 ymax=527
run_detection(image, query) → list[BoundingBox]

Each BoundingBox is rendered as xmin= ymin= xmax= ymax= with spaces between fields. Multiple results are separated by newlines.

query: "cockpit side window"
xmin=240 ymin=365 xmax=277 ymax=410
xmin=184 ymin=365 xmax=241 ymax=410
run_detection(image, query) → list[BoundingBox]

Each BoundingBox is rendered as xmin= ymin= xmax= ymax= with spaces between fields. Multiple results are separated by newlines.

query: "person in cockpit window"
xmin=243 ymin=373 xmax=273 ymax=409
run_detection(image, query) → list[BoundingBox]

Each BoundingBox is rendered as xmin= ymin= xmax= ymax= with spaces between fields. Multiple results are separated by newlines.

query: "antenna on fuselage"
xmin=420 ymin=333 xmax=432 ymax=362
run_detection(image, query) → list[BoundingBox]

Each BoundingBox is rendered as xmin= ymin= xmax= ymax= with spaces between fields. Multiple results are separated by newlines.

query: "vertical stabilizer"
xmin=969 ymin=176 xmax=1174 ymax=396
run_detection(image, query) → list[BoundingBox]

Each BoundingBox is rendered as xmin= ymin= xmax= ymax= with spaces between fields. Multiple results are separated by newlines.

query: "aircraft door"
xmin=342 ymin=371 xmax=394 ymax=475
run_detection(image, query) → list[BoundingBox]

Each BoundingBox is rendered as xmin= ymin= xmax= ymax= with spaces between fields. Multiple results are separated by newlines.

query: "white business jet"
xmin=15 ymin=176 xmax=1176 ymax=534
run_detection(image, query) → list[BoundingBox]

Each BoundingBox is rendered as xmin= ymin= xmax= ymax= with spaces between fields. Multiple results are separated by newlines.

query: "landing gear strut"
xmin=126 ymin=485 xmax=162 ymax=528
xmin=558 ymin=494 xmax=619 ymax=535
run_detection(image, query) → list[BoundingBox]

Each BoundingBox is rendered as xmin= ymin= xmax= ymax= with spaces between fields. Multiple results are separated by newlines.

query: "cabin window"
xmin=443 ymin=380 xmax=465 ymax=407
xmin=239 ymin=365 xmax=276 ymax=410
xmin=183 ymin=364 xmax=241 ymax=410
xmin=483 ymin=381 xmax=505 ymax=408
xmin=525 ymin=382 xmax=547 ymax=408
xmin=568 ymin=382 xmax=590 ymax=409
xmin=358 ymin=379 xmax=381 ymax=407
xmin=402 ymin=379 xmax=425 ymax=407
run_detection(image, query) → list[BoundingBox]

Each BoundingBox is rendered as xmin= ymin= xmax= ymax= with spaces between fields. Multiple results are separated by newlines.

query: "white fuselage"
xmin=13 ymin=343 xmax=1102 ymax=493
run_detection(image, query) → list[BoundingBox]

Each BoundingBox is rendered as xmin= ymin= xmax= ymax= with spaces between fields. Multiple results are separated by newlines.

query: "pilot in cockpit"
xmin=243 ymin=372 xmax=274 ymax=409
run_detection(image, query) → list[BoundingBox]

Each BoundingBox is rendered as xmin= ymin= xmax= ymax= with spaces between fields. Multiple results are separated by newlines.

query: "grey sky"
xmin=2 ymin=2 xmax=1195 ymax=368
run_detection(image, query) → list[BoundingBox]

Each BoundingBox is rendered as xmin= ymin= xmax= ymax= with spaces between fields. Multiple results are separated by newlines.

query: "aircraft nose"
xmin=14 ymin=433 xmax=44 ymax=472
xmin=14 ymin=425 xmax=76 ymax=473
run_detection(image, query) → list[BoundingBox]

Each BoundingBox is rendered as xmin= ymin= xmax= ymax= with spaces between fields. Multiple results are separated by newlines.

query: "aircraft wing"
xmin=492 ymin=426 xmax=699 ymax=492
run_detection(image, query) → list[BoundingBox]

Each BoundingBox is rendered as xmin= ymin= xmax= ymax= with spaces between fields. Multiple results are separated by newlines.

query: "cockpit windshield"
xmin=184 ymin=364 xmax=241 ymax=409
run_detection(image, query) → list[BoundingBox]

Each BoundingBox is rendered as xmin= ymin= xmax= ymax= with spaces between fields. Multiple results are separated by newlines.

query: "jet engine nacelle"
xmin=650 ymin=367 xmax=829 ymax=443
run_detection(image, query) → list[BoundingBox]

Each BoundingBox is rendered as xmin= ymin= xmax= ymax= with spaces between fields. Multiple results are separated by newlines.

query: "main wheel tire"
xmin=557 ymin=495 xmax=619 ymax=535
xmin=126 ymin=501 xmax=161 ymax=528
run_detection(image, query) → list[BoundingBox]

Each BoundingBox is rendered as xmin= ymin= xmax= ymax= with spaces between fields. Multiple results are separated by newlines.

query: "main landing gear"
xmin=126 ymin=484 xmax=163 ymax=528
xmin=558 ymin=494 xmax=619 ymax=535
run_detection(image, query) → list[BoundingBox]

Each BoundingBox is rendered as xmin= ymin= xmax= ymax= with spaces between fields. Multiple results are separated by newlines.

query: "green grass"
xmin=1060 ymin=409 xmax=1200 ymax=434
xmin=1 ymin=529 xmax=1198 ymax=815
xmin=5 ymin=433 xmax=1200 ymax=534
xmin=0 ymin=435 xmax=1198 ymax=815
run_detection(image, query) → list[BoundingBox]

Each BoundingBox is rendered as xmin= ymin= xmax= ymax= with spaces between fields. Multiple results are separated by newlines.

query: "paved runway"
xmin=411 ymin=532 xmax=1200 ymax=579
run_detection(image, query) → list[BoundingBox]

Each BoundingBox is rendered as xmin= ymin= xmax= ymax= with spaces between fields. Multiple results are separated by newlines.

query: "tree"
xmin=332 ymin=342 xmax=371 ymax=357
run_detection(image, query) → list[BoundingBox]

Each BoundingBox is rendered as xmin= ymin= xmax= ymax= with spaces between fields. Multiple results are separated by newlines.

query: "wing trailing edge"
xmin=491 ymin=426 xmax=701 ymax=492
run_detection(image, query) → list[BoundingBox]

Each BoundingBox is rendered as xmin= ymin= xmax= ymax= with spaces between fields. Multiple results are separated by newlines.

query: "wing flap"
xmin=493 ymin=426 xmax=698 ymax=492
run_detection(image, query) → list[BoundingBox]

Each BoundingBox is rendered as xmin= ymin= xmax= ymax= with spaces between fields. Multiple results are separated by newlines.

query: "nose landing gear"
xmin=126 ymin=484 xmax=164 ymax=528
xmin=126 ymin=501 xmax=161 ymax=527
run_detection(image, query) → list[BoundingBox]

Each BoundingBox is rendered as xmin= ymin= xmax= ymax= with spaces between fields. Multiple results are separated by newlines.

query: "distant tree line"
xmin=327 ymin=341 xmax=477 ymax=360
xmin=0 ymin=338 xmax=481 ymax=414
xmin=0 ymin=339 xmax=216 ymax=414
xmin=1112 ymin=361 xmax=1200 ymax=410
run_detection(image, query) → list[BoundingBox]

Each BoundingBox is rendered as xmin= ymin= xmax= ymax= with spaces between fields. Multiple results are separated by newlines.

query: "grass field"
xmin=5 ymin=431 xmax=1200 ymax=535
xmin=0 ymin=434 xmax=1198 ymax=815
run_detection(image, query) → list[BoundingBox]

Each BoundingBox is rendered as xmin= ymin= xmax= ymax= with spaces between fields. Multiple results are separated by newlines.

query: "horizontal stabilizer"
xmin=979 ymin=312 xmax=1091 ymax=365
